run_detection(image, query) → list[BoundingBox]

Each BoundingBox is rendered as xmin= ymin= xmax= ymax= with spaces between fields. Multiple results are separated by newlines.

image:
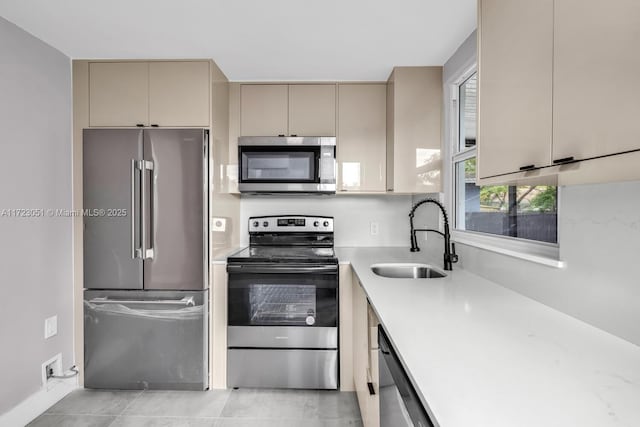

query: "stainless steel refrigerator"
xmin=83 ymin=128 xmax=209 ymax=390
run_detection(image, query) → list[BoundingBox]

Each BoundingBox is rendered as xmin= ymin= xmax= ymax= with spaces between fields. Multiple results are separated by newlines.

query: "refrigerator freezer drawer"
xmin=227 ymin=349 xmax=338 ymax=390
xmin=84 ymin=290 xmax=208 ymax=390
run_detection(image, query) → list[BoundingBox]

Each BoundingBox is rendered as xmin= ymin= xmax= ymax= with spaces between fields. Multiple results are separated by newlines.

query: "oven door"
xmin=227 ymin=263 xmax=338 ymax=328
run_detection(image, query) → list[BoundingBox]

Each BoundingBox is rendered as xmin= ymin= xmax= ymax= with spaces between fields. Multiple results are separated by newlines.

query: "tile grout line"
xmin=106 ymin=390 xmax=145 ymax=427
xmin=217 ymin=388 xmax=235 ymax=418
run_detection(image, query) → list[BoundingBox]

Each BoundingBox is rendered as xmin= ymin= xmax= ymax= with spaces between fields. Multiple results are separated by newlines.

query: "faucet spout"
xmin=409 ymin=198 xmax=459 ymax=271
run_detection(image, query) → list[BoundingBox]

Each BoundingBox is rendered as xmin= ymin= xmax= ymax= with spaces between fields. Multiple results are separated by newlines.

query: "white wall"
xmin=0 ymin=17 xmax=73 ymax=414
xmin=240 ymin=195 xmax=413 ymax=247
xmin=441 ymin=30 xmax=640 ymax=346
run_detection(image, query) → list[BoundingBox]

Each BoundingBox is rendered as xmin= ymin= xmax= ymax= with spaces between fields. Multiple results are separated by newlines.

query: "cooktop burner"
xmin=228 ymin=215 xmax=337 ymax=265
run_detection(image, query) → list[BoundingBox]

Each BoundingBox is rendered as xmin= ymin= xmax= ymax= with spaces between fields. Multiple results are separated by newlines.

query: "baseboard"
xmin=0 ymin=377 xmax=78 ymax=426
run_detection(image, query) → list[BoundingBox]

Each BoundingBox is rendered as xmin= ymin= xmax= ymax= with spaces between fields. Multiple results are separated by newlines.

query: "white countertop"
xmin=337 ymin=247 xmax=640 ymax=427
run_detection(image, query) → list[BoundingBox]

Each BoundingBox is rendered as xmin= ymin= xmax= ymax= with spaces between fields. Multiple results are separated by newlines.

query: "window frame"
xmin=444 ymin=65 xmax=563 ymax=268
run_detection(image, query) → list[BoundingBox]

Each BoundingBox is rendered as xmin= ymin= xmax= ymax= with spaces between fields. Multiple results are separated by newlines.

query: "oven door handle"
xmin=227 ymin=264 xmax=338 ymax=274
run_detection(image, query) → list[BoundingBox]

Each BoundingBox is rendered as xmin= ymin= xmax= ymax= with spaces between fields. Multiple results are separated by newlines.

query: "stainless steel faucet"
xmin=409 ymin=198 xmax=459 ymax=271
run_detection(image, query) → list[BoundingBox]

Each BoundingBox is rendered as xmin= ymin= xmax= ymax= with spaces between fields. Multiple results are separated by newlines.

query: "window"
xmin=452 ymin=73 xmax=558 ymax=244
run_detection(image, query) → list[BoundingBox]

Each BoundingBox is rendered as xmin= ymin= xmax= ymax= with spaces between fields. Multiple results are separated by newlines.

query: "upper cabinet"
xmin=477 ymin=0 xmax=553 ymax=179
xmin=240 ymin=84 xmax=288 ymax=136
xmin=386 ymin=67 xmax=443 ymax=193
xmin=337 ymin=84 xmax=386 ymax=192
xmin=552 ymin=0 xmax=640 ymax=163
xmin=289 ymin=85 xmax=336 ymax=136
xmin=478 ymin=0 xmax=640 ymax=183
xmin=148 ymin=62 xmax=211 ymax=127
xmin=89 ymin=62 xmax=149 ymax=127
xmin=240 ymin=84 xmax=336 ymax=136
xmin=88 ymin=61 xmax=210 ymax=127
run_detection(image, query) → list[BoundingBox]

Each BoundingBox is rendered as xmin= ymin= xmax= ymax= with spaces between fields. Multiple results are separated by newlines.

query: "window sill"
xmin=452 ymin=230 xmax=566 ymax=269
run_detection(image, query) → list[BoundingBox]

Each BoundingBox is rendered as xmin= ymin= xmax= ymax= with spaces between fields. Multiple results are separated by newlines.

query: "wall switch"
xmin=44 ymin=315 xmax=57 ymax=339
xmin=370 ymin=222 xmax=379 ymax=236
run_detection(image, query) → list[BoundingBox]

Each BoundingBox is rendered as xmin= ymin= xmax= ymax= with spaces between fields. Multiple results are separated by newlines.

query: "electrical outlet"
xmin=211 ymin=217 xmax=226 ymax=232
xmin=41 ymin=354 xmax=62 ymax=385
xmin=44 ymin=315 xmax=57 ymax=339
xmin=370 ymin=222 xmax=379 ymax=236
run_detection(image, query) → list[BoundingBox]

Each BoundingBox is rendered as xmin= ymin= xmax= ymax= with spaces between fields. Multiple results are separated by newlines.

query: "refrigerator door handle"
xmin=131 ymin=159 xmax=141 ymax=259
xmin=140 ymin=160 xmax=155 ymax=259
xmin=88 ymin=296 xmax=195 ymax=307
xmin=146 ymin=160 xmax=155 ymax=260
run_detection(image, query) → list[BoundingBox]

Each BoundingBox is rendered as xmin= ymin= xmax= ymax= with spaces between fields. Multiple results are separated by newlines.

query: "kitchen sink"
xmin=370 ymin=263 xmax=447 ymax=279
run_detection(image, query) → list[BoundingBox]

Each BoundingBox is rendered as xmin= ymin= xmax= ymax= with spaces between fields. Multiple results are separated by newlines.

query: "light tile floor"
xmin=28 ymin=389 xmax=363 ymax=427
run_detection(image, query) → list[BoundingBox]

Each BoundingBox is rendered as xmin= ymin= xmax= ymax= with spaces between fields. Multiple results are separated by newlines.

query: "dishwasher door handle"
xmin=88 ymin=296 xmax=195 ymax=307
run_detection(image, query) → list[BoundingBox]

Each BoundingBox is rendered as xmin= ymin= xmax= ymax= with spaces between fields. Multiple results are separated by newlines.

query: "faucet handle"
xmin=449 ymin=243 xmax=459 ymax=263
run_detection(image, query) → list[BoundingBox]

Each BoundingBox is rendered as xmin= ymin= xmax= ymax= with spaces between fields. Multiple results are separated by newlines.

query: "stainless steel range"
xmin=226 ymin=215 xmax=339 ymax=389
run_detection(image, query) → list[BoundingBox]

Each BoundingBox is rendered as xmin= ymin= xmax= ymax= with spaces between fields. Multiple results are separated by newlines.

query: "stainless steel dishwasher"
xmin=378 ymin=326 xmax=434 ymax=427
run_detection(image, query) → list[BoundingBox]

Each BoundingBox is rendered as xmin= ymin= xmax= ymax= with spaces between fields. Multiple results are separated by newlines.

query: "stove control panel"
xmin=249 ymin=216 xmax=334 ymax=233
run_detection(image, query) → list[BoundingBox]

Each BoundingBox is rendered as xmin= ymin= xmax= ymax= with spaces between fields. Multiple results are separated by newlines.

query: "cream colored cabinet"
xmin=240 ymin=84 xmax=336 ymax=136
xmin=353 ymin=274 xmax=379 ymax=427
xmin=240 ymin=84 xmax=288 ymax=136
xmin=339 ymin=264 xmax=355 ymax=391
xmin=337 ymin=84 xmax=386 ymax=192
xmin=478 ymin=0 xmax=640 ymax=185
xmin=386 ymin=67 xmax=442 ymax=193
xmin=89 ymin=62 xmax=149 ymax=127
xmin=477 ymin=0 xmax=553 ymax=179
xmin=289 ymin=85 xmax=336 ymax=136
xmin=89 ymin=61 xmax=211 ymax=127
xmin=552 ymin=0 xmax=640 ymax=163
xmin=149 ymin=61 xmax=210 ymax=127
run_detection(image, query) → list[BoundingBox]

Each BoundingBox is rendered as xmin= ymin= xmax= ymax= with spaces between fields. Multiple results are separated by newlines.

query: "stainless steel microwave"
xmin=238 ymin=136 xmax=336 ymax=194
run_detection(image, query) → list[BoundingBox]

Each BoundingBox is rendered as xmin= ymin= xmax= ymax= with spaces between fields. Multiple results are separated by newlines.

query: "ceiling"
xmin=0 ymin=0 xmax=476 ymax=81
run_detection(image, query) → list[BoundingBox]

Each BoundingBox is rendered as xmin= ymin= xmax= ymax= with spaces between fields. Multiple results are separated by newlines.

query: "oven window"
xmin=249 ymin=284 xmax=316 ymax=324
xmin=228 ymin=272 xmax=337 ymax=327
xmin=240 ymin=148 xmax=319 ymax=183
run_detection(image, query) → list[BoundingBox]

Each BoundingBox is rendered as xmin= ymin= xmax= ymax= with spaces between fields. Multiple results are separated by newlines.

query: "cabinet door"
xmin=337 ymin=84 xmax=386 ymax=192
xmin=89 ymin=62 xmax=149 ymax=127
xmin=148 ymin=61 xmax=211 ymax=127
xmin=553 ymin=0 xmax=640 ymax=162
xmin=240 ymin=85 xmax=288 ymax=136
xmin=391 ymin=67 xmax=442 ymax=193
xmin=353 ymin=278 xmax=370 ymax=426
xmin=289 ymin=85 xmax=336 ymax=136
xmin=477 ymin=0 xmax=553 ymax=178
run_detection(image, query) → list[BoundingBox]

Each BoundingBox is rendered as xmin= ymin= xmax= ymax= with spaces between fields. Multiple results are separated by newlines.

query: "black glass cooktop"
xmin=227 ymin=246 xmax=337 ymax=264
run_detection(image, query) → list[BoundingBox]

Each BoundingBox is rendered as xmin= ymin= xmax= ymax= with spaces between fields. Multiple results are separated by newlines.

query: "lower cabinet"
xmin=352 ymin=271 xmax=380 ymax=427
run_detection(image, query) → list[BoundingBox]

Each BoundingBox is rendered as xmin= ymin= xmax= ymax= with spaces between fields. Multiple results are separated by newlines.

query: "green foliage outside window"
xmin=479 ymin=185 xmax=556 ymax=212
